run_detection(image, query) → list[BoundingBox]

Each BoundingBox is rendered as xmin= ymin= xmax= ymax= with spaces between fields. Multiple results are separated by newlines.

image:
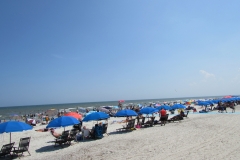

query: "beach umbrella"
xmin=211 ymin=100 xmax=220 ymax=104
xmin=223 ymin=95 xmax=232 ymax=99
xmin=156 ymin=105 xmax=172 ymax=111
xmin=0 ymin=121 xmax=33 ymax=143
xmin=197 ymin=101 xmax=210 ymax=106
xmin=85 ymin=111 xmax=97 ymax=116
xmin=64 ymin=112 xmax=82 ymax=120
xmin=98 ymin=107 xmax=110 ymax=113
xmin=171 ymin=104 xmax=186 ymax=109
xmin=139 ymin=107 xmax=158 ymax=114
xmin=113 ymin=106 xmax=119 ymax=109
xmin=119 ymin=100 xmax=125 ymax=103
xmin=46 ymin=116 xmax=79 ymax=129
xmin=27 ymin=118 xmax=36 ymax=124
xmin=205 ymin=101 xmax=214 ymax=105
xmin=103 ymin=106 xmax=112 ymax=110
xmin=115 ymin=109 xmax=138 ymax=117
xmin=82 ymin=112 xmax=110 ymax=122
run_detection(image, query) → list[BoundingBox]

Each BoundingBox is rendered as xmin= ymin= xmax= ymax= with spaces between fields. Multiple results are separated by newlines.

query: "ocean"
xmin=0 ymin=95 xmax=223 ymax=120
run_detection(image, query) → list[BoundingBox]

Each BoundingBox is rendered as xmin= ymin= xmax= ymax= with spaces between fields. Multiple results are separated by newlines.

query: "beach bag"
xmin=135 ymin=124 xmax=141 ymax=128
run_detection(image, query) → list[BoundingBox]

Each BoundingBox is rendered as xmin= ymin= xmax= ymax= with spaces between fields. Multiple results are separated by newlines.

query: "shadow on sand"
xmin=108 ymin=130 xmax=134 ymax=135
xmin=35 ymin=143 xmax=70 ymax=153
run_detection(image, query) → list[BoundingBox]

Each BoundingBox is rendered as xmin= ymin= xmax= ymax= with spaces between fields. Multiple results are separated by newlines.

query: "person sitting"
xmin=50 ymin=128 xmax=62 ymax=138
xmin=82 ymin=126 xmax=91 ymax=139
xmin=180 ymin=110 xmax=186 ymax=117
xmin=118 ymin=116 xmax=130 ymax=124
xmin=90 ymin=124 xmax=97 ymax=138
xmin=168 ymin=114 xmax=183 ymax=121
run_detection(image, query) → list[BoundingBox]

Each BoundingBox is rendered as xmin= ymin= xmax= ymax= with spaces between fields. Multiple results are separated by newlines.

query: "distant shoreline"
xmin=0 ymin=95 xmax=229 ymax=108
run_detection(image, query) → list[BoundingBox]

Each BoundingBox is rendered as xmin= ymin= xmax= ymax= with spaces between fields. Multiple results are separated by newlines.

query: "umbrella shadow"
xmin=108 ymin=130 xmax=134 ymax=135
xmin=35 ymin=143 xmax=70 ymax=153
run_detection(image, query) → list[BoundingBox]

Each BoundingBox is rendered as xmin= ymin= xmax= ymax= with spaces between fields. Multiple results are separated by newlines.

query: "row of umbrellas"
xmin=0 ymin=104 xmax=186 ymax=143
xmin=197 ymin=97 xmax=240 ymax=106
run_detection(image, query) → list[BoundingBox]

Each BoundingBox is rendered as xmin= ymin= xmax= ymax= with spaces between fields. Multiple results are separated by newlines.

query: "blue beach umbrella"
xmin=115 ymin=109 xmax=138 ymax=117
xmin=113 ymin=106 xmax=119 ymax=109
xmin=82 ymin=112 xmax=110 ymax=122
xmin=197 ymin=101 xmax=210 ymax=106
xmin=139 ymin=107 xmax=158 ymax=114
xmin=205 ymin=101 xmax=214 ymax=105
xmin=156 ymin=105 xmax=172 ymax=111
xmin=171 ymin=104 xmax=186 ymax=109
xmin=46 ymin=116 xmax=79 ymax=129
xmin=0 ymin=121 xmax=33 ymax=143
xmin=211 ymin=100 xmax=219 ymax=104
xmin=85 ymin=111 xmax=97 ymax=116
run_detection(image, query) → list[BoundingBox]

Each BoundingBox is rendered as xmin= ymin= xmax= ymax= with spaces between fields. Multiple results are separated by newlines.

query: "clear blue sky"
xmin=1 ymin=0 xmax=240 ymax=107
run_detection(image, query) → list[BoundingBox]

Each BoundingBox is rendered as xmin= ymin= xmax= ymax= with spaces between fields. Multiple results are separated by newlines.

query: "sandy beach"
xmin=1 ymin=105 xmax=240 ymax=160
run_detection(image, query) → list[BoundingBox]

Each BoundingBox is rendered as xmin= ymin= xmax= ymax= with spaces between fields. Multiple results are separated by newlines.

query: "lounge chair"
xmin=116 ymin=119 xmax=136 ymax=131
xmin=144 ymin=117 xmax=155 ymax=127
xmin=167 ymin=115 xmax=183 ymax=123
xmin=0 ymin=142 xmax=15 ymax=158
xmin=12 ymin=137 xmax=31 ymax=157
xmin=54 ymin=130 xmax=70 ymax=147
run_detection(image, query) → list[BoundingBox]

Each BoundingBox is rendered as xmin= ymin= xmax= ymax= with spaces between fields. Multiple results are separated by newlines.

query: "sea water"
xmin=0 ymin=96 xmax=223 ymax=120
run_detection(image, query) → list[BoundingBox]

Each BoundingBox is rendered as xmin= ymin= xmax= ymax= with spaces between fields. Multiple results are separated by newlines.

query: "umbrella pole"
xmin=10 ymin=132 xmax=11 ymax=143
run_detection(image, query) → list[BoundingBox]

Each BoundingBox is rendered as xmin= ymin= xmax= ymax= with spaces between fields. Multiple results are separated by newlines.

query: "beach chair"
xmin=94 ymin=125 xmax=103 ymax=139
xmin=67 ymin=129 xmax=78 ymax=144
xmin=140 ymin=117 xmax=145 ymax=127
xmin=0 ymin=142 xmax=15 ymax=158
xmin=184 ymin=111 xmax=189 ymax=118
xmin=54 ymin=130 xmax=70 ymax=147
xmin=116 ymin=119 xmax=136 ymax=131
xmin=12 ymin=137 xmax=31 ymax=157
xmin=144 ymin=117 xmax=155 ymax=127
xmin=102 ymin=123 xmax=109 ymax=136
xmin=167 ymin=115 xmax=183 ymax=123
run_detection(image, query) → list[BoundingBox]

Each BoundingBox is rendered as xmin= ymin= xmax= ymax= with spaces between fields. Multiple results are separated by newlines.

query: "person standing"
xmin=45 ymin=115 xmax=49 ymax=124
xmin=159 ymin=108 xmax=167 ymax=126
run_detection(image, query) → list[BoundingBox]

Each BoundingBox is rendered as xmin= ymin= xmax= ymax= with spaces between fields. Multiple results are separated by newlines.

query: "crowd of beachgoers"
xmin=1 ymin=96 xmax=240 ymax=125
xmin=1 ymin=96 xmax=240 ymax=159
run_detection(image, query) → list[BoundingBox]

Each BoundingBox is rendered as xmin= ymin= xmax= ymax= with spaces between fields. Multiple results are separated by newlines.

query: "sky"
xmin=1 ymin=0 xmax=240 ymax=107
